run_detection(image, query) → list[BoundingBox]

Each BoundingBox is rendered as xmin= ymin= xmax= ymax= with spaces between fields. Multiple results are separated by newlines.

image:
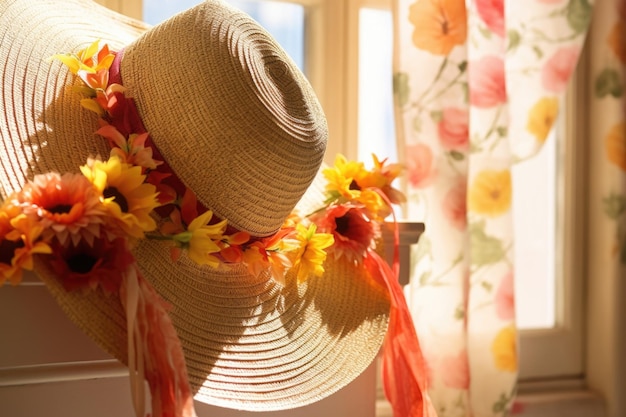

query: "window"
xmin=105 ymin=0 xmax=585 ymax=394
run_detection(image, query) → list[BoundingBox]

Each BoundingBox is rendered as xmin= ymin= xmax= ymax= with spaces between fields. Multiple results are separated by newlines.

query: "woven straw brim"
xmin=0 ymin=0 xmax=391 ymax=411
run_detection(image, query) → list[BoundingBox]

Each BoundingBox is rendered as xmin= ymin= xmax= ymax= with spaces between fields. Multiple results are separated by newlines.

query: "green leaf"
xmin=412 ymin=115 xmax=422 ymax=133
xmin=413 ymin=236 xmax=432 ymax=263
xmin=430 ymin=110 xmax=443 ymax=123
xmin=450 ymin=150 xmax=465 ymax=161
xmin=418 ymin=270 xmax=433 ymax=286
xmin=566 ymin=0 xmax=593 ymax=34
xmin=595 ymin=68 xmax=623 ymax=99
xmin=454 ymin=305 xmax=465 ymax=320
xmin=393 ymin=72 xmax=410 ymax=108
xmin=478 ymin=24 xmax=492 ymax=39
xmin=507 ymin=29 xmax=522 ymax=52
xmin=481 ymin=281 xmax=493 ymax=292
xmin=496 ymin=126 xmax=508 ymax=137
xmin=458 ymin=60 xmax=468 ymax=73
xmin=532 ymin=45 xmax=544 ymax=59
xmin=603 ymin=193 xmax=626 ymax=219
xmin=470 ymin=221 xmax=506 ymax=266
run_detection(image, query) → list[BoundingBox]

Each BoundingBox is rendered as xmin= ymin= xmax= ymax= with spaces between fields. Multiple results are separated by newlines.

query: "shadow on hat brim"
xmin=1 ymin=0 xmax=391 ymax=411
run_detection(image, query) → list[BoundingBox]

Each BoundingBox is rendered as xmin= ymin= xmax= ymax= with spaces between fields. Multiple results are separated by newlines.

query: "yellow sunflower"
xmin=81 ymin=156 xmax=159 ymax=239
xmin=323 ymin=154 xmax=367 ymax=200
xmin=468 ymin=169 xmax=512 ymax=217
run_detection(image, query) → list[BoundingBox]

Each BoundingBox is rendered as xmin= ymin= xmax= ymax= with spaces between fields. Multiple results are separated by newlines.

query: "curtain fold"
xmin=392 ymin=0 xmax=593 ymax=415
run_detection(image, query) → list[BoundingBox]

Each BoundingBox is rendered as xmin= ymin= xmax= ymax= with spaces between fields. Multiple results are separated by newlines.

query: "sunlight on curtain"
xmin=392 ymin=0 xmax=593 ymax=415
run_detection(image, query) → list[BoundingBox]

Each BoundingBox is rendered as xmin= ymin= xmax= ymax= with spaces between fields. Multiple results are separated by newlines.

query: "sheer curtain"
xmin=391 ymin=0 xmax=593 ymax=415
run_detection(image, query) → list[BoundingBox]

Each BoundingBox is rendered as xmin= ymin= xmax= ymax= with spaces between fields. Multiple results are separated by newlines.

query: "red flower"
xmin=438 ymin=107 xmax=469 ymax=151
xmin=49 ymin=237 xmax=134 ymax=295
xmin=314 ymin=204 xmax=375 ymax=264
xmin=469 ymin=55 xmax=507 ymax=108
xmin=103 ymin=89 xmax=147 ymax=138
xmin=541 ymin=46 xmax=580 ymax=93
xmin=476 ymin=0 xmax=505 ymax=37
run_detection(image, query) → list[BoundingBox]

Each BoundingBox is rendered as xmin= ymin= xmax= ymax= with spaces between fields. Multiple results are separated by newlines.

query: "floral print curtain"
xmin=392 ymin=0 xmax=593 ymax=415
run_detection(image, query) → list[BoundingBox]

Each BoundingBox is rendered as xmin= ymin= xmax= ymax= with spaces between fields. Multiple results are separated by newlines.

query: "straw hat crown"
xmin=120 ymin=1 xmax=328 ymax=236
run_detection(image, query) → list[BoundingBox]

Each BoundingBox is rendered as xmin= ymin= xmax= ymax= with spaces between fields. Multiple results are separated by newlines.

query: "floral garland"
xmin=0 ymin=40 xmax=430 ymax=417
xmin=0 ymin=41 xmax=405 ymax=290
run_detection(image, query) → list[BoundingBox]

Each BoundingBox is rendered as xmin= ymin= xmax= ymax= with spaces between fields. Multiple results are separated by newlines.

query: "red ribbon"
xmin=364 ymin=250 xmax=436 ymax=417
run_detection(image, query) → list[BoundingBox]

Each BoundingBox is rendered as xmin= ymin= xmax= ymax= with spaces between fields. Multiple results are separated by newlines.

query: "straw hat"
xmin=0 ymin=0 xmax=392 ymax=413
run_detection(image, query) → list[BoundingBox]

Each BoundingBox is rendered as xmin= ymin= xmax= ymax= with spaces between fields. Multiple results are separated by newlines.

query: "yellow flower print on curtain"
xmin=492 ymin=325 xmax=518 ymax=373
xmin=468 ymin=169 xmax=512 ymax=217
xmin=526 ymin=97 xmax=560 ymax=144
xmin=392 ymin=0 xmax=593 ymax=415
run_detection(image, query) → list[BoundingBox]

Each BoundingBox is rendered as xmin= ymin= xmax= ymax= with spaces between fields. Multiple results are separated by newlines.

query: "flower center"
xmin=349 ymin=180 xmax=361 ymax=191
xmin=104 ymin=187 xmax=129 ymax=212
xmin=0 ymin=239 xmax=24 ymax=265
xmin=48 ymin=204 xmax=73 ymax=214
xmin=66 ymin=253 xmax=98 ymax=274
xmin=335 ymin=215 xmax=350 ymax=236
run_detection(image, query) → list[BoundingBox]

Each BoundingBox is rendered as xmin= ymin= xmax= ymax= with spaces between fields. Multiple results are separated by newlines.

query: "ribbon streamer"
xmin=365 ymin=250 xmax=436 ymax=417
xmin=121 ymin=264 xmax=198 ymax=417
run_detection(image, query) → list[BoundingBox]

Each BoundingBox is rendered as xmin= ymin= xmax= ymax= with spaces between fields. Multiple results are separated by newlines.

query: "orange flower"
xmin=409 ymin=0 xmax=467 ymax=56
xmin=605 ymin=121 xmax=626 ymax=172
xmin=0 ymin=202 xmax=52 ymax=286
xmin=468 ymin=169 xmax=512 ymax=216
xmin=608 ymin=20 xmax=626 ymax=64
xmin=18 ymin=172 xmax=107 ymax=246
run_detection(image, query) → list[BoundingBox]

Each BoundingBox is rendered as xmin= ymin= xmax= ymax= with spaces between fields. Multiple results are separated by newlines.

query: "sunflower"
xmin=81 ymin=156 xmax=159 ymax=239
xmin=18 ymin=172 xmax=107 ymax=246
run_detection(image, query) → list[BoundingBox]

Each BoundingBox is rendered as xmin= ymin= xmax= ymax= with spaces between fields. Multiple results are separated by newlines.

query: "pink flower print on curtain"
xmin=475 ymin=0 xmax=504 ymax=37
xmin=542 ymin=46 xmax=581 ymax=93
xmin=438 ymin=107 xmax=469 ymax=151
xmin=406 ymin=143 xmax=437 ymax=188
xmin=469 ymin=56 xmax=507 ymax=108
